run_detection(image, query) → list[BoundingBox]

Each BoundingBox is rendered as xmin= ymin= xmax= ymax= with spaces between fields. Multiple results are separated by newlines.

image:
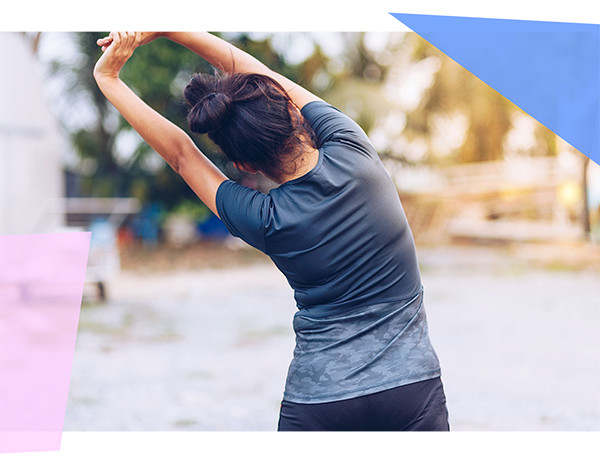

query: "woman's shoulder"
xmin=301 ymin=101 xmax=379 ymax=161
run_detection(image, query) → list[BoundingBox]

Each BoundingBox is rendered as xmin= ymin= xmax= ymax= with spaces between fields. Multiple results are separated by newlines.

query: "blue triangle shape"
xmin=390 ymin=13 xmax=600 ymax=165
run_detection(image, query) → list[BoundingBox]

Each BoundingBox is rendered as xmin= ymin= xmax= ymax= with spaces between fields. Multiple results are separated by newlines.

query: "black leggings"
xmin=278 ymin=377 xmax=450 ymax=431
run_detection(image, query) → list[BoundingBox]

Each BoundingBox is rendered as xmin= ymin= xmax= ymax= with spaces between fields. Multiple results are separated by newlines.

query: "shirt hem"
xmin=282 ymin=368 xmax=442 ymax=404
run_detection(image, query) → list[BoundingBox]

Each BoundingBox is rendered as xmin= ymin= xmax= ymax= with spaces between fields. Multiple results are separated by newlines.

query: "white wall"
xmin=0 ymin=32 xmax=64 ymax=235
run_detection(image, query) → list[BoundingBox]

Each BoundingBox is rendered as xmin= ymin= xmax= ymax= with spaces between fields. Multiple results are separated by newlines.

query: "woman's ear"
xmin=234 ymin=162 xmax=259 ymax=174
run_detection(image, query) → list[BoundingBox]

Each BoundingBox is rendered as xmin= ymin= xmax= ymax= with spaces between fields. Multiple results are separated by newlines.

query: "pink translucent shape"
xmin=0 ymin=232 xmax=90 ymax=453
xmin=0 ymin=431 xmax=63 ymax=460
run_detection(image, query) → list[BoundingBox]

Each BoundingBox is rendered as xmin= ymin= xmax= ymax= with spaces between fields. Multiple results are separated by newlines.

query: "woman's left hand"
xmin=93 ymin=31 xmax=142 ymax=80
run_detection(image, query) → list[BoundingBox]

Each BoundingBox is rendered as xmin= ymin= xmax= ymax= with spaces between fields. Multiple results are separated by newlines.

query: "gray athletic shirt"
xmin=216 ymin=101 xmax=441 ymax=403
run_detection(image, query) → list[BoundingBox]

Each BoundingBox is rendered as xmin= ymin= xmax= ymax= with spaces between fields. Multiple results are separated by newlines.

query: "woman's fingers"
xmin=113 ymin=31 xmax=123 ymax=47
xmin=97 ymin=35 xmax=113 ymax=52
xmin=97 ymin=36 xmax=112 ymax=45
xmin=96 ymin=31 xmax=140 ymax=63
xmin=112 ymin=32 xmax=125 ymax=56
xmin=93 ymin=31 xmax=137 ymax=79
xmin=97 ymin=31 xmax=148 ymax=53
xmin=125 ymin=31 xmax=137 ymax=49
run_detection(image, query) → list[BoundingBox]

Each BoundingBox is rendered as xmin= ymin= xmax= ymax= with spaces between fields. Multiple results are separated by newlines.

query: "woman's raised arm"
xmin=166 ymin=32 xmax=323 ymax=110
xmin=93 ymin=31 xmax=227 ymax=216
xmin=97 ymin=32 xmax=323 ymax=109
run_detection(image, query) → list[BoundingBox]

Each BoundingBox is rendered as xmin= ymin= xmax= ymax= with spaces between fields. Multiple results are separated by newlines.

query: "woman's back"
xmin=217 ymin=101 xmax=422 ymax=309
xmin=216 ymin=101 xmax=441 ymax=403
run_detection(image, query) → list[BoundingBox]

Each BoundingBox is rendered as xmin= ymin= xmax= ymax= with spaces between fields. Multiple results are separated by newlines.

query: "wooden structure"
xmin=398 ymin=156 xmax=584 ymax=244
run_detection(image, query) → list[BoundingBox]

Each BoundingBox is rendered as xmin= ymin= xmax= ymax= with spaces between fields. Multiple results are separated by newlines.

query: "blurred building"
xmin=0 ymin=32 xmax=65 ymax=236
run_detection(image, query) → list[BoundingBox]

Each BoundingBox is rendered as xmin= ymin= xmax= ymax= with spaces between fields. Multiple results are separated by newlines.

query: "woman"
xmin=94 ymin=31 xmax=449 ymax=431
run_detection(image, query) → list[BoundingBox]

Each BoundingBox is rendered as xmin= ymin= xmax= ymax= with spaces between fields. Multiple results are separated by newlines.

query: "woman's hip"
xmin=278 ymin=376 xmax=450 ymax=431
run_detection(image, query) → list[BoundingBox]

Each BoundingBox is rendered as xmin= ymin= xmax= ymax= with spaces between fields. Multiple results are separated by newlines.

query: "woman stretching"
xmin=94 ymin=31 xmax=449 ymax=431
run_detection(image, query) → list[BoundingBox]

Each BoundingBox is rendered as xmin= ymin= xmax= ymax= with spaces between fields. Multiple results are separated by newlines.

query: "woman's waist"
xmin=294 ymin=284 xmax=423 ymax=320
xmin=291 ymin=288 xmax=425 ymax=349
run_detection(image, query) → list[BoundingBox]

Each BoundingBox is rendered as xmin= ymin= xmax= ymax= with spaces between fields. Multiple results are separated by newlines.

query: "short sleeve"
xmin=216 ymin=180 xmax=269 ymax=252
xmin=301 ymin=101 xmax=378 ymax=160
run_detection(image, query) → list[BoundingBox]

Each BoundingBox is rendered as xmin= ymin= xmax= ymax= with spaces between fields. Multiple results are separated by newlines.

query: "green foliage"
xmin=55 ymin=32 xmax=536 ymax=206
xmin=171 ymin=200 xmax=212 ymax=222
xmin=53 ymin=32 xmax=336 ymax=211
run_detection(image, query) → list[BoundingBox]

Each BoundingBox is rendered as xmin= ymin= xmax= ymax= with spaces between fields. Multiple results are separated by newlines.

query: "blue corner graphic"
xmin=390 ymin=13 xmax=600 ymax=165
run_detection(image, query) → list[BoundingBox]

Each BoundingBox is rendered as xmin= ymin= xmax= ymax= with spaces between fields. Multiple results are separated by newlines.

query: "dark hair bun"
xmin=188 ymin=92 xmax=232 ymax=134
xmin=184 ymin=74 xmax=233 ymax=134
xmin=183 ymin=71 xmax=317 ymax=182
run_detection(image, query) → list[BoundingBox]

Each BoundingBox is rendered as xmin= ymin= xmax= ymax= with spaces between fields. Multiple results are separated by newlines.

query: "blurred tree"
xmin=45 ymin=32 xmax=336 ymax=208
xmin=43 ymin=32 xmax=231 ymax=209
xmin=405 ymin=34 xmax=513 ymax=163
xmin=323 ymin=32 xmax=401 ymax=137
xmin=115 ymin=34 xmax=219 ymax=209
xmin=45 ymin=32 xmax=570 ymax=184
xmin=45 ymin=32 xmax=134 ymax=196
xmin=44 ymin=31 xmax=592 ymax=241
xmin=398 ymin=34 xmax=559 ymax=165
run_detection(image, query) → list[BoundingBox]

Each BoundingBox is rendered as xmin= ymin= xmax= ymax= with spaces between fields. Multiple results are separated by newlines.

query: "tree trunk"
xmin=582 ymin=154 xmax=591 ymax=240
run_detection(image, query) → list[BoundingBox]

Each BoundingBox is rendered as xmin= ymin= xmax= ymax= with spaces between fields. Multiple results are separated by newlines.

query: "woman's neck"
xmin=278 ymin=147 xmax=320 ymax=184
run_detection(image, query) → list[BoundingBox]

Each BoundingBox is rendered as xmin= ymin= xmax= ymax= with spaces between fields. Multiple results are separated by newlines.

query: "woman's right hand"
xmin=96 ymin=32 xmax=164 ymax=52
xmin=94 ymin=31 xmax=144 ymax=80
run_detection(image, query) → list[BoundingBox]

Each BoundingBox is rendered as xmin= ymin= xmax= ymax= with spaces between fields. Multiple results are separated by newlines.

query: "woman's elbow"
xmin=167 ymin=140 xmax=193 ymax=175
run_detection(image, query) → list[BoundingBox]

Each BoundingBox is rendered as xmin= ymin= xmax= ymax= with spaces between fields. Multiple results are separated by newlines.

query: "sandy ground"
xmin=64 ymin=242 xmax=600 ymax=431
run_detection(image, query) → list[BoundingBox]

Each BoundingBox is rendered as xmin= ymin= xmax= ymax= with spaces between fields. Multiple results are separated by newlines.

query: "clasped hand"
xmin=93 ymin=31 xmax=162 ymax=80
